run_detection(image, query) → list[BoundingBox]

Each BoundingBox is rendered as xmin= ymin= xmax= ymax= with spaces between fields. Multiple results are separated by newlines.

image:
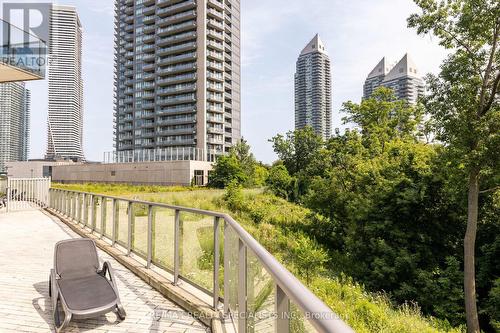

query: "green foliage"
xmin=223 ymin=180 xmax=245 ymax=212
xmin=209 ymin=139 xmax=268 ymax=188
xmin=266 ymin=162 xmax=294 ymax=199
xmin=208 ymin=154 xmax=247 ymax=188
xmin=270 ymin=90 xmax=476 ymax=328
xmin=196 ymin=226 xmax=223 ymax=271
xmin=269 ymin=127 xmax=328 ymax=199
xmin=57 ymin=183 xmax=463 ymax=332
xmin=408 ymin=1 xmax=500 ymax=330
xmin=288 ymin=233 xmax=328 ymax=286
xmin=484 ymin=278 xmax=500 ymax=331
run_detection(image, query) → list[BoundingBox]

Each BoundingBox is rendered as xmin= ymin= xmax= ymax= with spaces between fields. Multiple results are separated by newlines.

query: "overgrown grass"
xmin=52 ymin=183 xmax=464 ymax=332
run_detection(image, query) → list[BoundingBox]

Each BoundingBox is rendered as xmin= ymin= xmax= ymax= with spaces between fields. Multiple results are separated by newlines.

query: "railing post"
xmin=213 ymin=216 xmax=220 ymax=310
xmin=112 ymin=199 xmax=117 ymax=245
xmin=71 ymin=193 xmax=76 ymax=220
xmin=90 ymin=195 xmax=95 ymax=231
xmin=101 ymin=197 xmax=107 ymax=237
xmin=238 ymin=239 xmax=247 ymax=333
xmin=146 ymin=205 xmax=153 ymax=268
xmin=173 ymin=209 xmax=180 ymax=285
xmin=83 ymin=193 xmax=87 ymax=226
xmin=276 ymin=285 xmax=290 ymax=333
xmin=77 ymin=194 xmax=82 ymax=223
xmin=127 ymin=202 xmax=133 ymax=255
xmin=223 ymin=220 xmax=230 ymax=314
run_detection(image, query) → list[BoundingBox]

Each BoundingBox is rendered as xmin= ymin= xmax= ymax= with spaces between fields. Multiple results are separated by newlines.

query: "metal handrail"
xmin=48 ymin=188 xmax=354 ymax=333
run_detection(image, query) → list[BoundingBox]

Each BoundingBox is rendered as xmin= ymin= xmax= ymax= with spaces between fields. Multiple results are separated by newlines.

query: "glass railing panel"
xmin=0 ymin=19 xmax=46 ymax=77
xmin=93 ymin=196 xmax=102 ymax=232
xmin=75 ymin=193 xmax=83 ymax=223
xmin=132 ymin=203 xmax=148 ymax=257
xmin=247 ymin=248 xmax=276 ymax=333
xmin=179 ymin=211 xmax=214 ymax=292
xmin=103 ymin=198 xmax=113 ymax=238
xmin=224 ymin=223 xmax=239 ymax=315
xmin=290 ymin=301 xmax=317 ymax=333
xmin=83 ymin=194 xmax=91 ymax=227
xmin=151 ymin=207 xmax=175 ymax=271
xmin=116 ymin=200 xmax=129 ymax=247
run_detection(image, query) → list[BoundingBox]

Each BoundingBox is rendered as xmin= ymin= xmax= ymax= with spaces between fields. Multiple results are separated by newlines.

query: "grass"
xmin=52 ymin=183 xmax=464 ymax=333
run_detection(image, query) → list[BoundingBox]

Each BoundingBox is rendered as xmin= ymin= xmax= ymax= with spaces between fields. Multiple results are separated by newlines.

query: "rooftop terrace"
xmin=0 ymin=181 xmax=354 ymax=333
xmin=0 ymin=210 xmax=209 ymax=332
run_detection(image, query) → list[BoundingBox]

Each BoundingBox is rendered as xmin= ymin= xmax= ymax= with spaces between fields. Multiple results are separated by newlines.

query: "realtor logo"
xmin=2 ymin=3 xmax=51 ymax=47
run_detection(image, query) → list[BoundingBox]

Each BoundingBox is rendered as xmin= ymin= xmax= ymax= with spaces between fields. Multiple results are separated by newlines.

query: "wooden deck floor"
xmin=0 ymin=210 xmax=210 ymax=333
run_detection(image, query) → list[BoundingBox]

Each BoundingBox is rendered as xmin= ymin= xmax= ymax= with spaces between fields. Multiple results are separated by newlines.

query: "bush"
xmin=266 ymin=163 xmax=293 ymax=199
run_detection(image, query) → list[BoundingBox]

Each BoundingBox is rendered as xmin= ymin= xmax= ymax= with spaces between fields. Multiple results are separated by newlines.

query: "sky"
xmin=8 ymin=0 xmax=449 ymax=163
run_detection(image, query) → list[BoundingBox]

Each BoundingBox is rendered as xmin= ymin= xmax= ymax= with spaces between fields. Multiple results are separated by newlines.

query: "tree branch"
xmin=437 ymin=26 xmax=484 ymax=79
xmin=478 ymin=18 xmax=500 ymax=115
xmin=479 ymin=185 xmax=500 ymax=194
xmin=480 ymin=71 xmax=500 ymax=117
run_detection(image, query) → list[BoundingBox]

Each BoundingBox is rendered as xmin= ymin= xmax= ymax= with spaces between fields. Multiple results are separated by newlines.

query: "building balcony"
xmin=157 ymin=127 xmax=196 ymax=135
xmin=0 ymin=19 xmax=46 ymax=83
xmin=157 ymin=10 xmax=196 ymax=27
xmin=158 ymin=52 xmax=197 ymax=66
xmin=157 ymin=0 xmax=196 ymax=15
xmin=157 ymin=73 xmax=197 ymax=85
xmin=157 ymin=41 xmax=197 ymax=56
xmin=157 ymin=31 xmax=197 ymax=47
xmin=157 ymin=20 xmax=197 ymax=37
xmin=157 ymin=104 xmax=196 ymax=115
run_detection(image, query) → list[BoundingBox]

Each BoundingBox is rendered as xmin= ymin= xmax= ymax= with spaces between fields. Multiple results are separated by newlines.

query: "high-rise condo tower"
xmin=294 ymin=34 xmax=332 ymax=140
xmin=114 ymin=0 xmax=241 ymax=161
xmin=0 ymin=82 xmax=30 ymax=173
xmin=363 ymin=53 xmax=424 ymax=104
xmin=46 ymin=5 xmax=84 ymax=161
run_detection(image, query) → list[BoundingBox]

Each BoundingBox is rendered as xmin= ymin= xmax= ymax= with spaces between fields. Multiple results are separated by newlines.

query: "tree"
xmin=269 ymin=127 xmax=324 ymax=176
xmin=269 ymin=127 xmax=326 ymax=198
xmin=408 ymin=2 xmax=500 ymax=331
xmin=208 ymin=139 xmax=268 ymax=188
xmin=266 ymin=162 xmax=294 ymax=200
xmin=208 ymin=155 xmax=247 ymax=188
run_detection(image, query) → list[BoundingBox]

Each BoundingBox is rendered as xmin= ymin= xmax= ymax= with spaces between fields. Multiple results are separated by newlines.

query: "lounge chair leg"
xmin=116 ymin=303 xmax=126 ymax=320
xmin=55 ymin=311 xmax=72 ymax=333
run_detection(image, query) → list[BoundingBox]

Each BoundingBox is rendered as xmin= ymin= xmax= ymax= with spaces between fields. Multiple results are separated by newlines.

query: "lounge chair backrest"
xmin=55 ymin=239 xmax=99 ymax=279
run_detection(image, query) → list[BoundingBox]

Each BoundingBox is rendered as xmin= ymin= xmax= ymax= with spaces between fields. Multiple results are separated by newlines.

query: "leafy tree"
xmin=209 ymin=139 xmax=268 ymax=188
xmin=208 ymin=155 xmax=247 ymax=188
xmin=301 ymin=90 xmax=467 ymax=326
xmin=252 ymin=163 xmax=269 ymax=187
xmin=408 ymin=1 xmax=500 ymax=331
xmin=269 ymin=127 xmax=326 ymax=198
xmin=266 ymin=162 xmax=294 ymax=200
xmin=269 ymin=126 xmax=324 ymax=176
xmin=288 ymin=233 xmax=328 ymax=286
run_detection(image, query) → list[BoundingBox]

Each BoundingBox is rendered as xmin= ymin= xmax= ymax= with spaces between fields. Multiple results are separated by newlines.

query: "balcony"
xmin=0 ymin=209 xmax=210 ymax=332
xmin=0 ymin=19 xmax=46 ymax=83
xmin=0 ymin=176 xmax=354 ymax=333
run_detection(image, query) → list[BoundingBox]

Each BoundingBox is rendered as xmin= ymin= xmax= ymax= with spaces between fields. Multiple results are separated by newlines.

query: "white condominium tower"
xmin=46 ymin=5 xmax=84 ymax=161
xmin=114 ymin=0 xmax=241 ymax=161
xmin=0 ymin=82 xmax=30 ymax=173
xmin=363 ymin=53 xmax=425 ymax=104
xmin=294 ymin=34 xmax=332 ymax=141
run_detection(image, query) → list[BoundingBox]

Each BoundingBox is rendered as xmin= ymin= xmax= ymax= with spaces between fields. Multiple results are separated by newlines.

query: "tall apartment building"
xmin=46 ymin=5 xmax=85 ymax=161
xmin=363 ymin=53 xmax=425 ymax=104
xmin=0 ymin=82 xmax=30 ymax=173
xmin=294 ymin=34 xmax=332 ymax=140
xmin=114 ymin=0 xmax=241 ymax=161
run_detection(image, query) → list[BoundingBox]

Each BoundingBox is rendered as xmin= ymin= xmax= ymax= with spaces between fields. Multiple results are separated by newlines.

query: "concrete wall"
xmin=52 ymin=161 xmax=213 ymax=186
xmin=6 ymin=160 xmax=77 ymax=178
